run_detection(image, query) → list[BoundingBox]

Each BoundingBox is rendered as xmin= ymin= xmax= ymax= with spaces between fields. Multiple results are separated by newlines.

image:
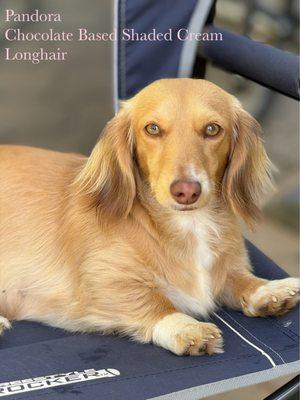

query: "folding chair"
xmin=0 ymin=1 xmax=299 ymax=399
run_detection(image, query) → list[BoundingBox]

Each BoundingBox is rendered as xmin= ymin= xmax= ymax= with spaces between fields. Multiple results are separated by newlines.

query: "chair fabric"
xmin=115 ymin=0 xmax=205 ymax=102
xmin=200 ymin=25 xmax=300 ymax=100
xmin=115 ymin=0 xmax=300 ymax=106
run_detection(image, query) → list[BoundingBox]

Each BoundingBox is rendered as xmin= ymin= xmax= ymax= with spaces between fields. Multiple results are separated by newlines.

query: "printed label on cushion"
xmin=0 ymin=368 xmax=120 ymax=397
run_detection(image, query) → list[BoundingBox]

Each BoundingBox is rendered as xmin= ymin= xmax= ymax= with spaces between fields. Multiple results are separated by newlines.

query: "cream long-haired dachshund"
xmin=0 ymin=79 xmax=299 ymax=356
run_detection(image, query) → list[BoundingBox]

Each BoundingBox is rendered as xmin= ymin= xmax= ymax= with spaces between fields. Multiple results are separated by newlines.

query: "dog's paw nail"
xmin=190 ymin=340 xmax=195 ymax=346
xmin=289 ymin=290 xmax=296 ymax=296
xmin=209 ymin=335 xmax=215 ymax=339
xmin=272 ymin=296 xmax=278 ymax=303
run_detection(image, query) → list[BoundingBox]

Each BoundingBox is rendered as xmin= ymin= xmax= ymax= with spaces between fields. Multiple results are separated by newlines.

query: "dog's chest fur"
xmin=162 ymin=212 xmax=218 ymax=317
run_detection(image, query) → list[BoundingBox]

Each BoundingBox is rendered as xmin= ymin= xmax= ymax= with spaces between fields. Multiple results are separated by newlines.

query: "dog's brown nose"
xmin=170 ymin=180 xmax=201 ymax=205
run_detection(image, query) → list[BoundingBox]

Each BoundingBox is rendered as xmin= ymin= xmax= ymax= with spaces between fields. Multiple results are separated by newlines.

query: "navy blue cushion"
xmin=117 ymin=0 xmax=198 ymax=100
xmin=0 ymin=241 xmax=299 ymax=399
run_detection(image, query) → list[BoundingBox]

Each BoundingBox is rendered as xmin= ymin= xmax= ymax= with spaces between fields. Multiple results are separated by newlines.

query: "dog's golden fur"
xmin=0 ymin=79 xmax=299 ymax=355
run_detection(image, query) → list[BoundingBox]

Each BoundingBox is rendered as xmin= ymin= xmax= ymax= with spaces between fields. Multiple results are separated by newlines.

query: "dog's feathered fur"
xmin=0 ymin=79 xmax=299 ymax=355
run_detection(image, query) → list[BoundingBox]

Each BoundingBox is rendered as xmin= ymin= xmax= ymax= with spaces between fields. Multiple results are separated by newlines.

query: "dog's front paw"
xmin=152 ymin=313 xmax=223 ymax=356
xmin=0 ymin=316 xmax=11 ymax=335
xmin=242 ymin=278 xmax=300 ymax=317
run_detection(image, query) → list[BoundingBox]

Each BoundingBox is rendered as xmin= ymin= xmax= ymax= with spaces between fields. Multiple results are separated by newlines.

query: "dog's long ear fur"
xmin=76 ymin=107 xmax=135 ymax=220
xmin=223 ymin=100 xmax=274 ymax=228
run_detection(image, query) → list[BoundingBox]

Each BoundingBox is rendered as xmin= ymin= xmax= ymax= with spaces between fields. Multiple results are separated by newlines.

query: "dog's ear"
xmin=222 ymin=100 xmax=274 ymax=229
xmin=76 ymin=106 xmax=135 ymax=219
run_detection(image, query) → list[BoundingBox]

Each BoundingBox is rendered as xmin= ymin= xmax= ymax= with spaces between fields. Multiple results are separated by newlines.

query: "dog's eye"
xmin=145 ymin=123 xmax=160 ymax=136
xmin=205 ymin=123 xmax=221 ymax=137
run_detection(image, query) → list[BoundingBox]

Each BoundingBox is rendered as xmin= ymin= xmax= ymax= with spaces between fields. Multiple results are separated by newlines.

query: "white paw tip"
xmin=0 ymin=317 xmax=11 ymax=329
xmin=214 ymin=348 xmax=224 ymax=354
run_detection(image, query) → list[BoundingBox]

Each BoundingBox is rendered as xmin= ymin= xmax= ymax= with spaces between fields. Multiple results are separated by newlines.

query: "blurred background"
xmin=0 ymin=1 xmax=298 ymax=397
xmin=0 ymin=0 xmax=113 ymax=154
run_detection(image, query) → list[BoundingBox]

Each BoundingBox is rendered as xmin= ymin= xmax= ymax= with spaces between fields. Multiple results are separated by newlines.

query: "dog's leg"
xmin=242 ymin=277 xmax=300 ymax=317
xmin=152 ymin=312 xmax=223 ymax=356
xmin=143 ymin=293 xmax=223 ymax=355
xmin=104 ymin=287 xmax=223 ymax=356
xmin=0 ymin=316 xmax=11 ymax=335
xmin=221 ymin=267 xmax=300 ymax=317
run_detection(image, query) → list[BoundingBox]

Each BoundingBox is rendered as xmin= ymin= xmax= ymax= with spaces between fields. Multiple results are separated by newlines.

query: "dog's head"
xmin=77 ymin=79 xmax=273 ymax=227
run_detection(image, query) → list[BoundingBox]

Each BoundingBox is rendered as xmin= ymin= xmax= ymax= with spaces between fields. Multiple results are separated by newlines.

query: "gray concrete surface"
xmin=0 ymin=0 xmax=114 ymax=154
